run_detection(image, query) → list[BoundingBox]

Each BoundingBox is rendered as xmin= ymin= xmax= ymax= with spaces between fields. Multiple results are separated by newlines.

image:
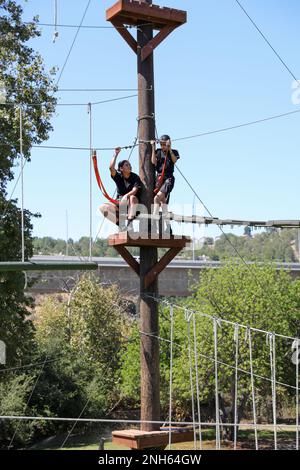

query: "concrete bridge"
xmin=28 ymin=256 xmax=300 ymax=297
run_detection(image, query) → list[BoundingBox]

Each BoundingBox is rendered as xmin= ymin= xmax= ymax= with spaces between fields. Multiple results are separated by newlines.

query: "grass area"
xmin=31 ymin=428 xmax=298 ymax=451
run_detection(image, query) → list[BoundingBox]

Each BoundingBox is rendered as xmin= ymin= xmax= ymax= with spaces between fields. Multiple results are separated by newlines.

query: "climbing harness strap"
xmin=154 ymin=150 xmax=168 ymax=194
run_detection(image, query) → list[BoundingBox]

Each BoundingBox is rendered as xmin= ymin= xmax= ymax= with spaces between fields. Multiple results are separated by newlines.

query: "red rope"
xmin=92 ymin=151 xmax=119 ymax=205
xmin=154 ymin=150 xmax=168 ymax=194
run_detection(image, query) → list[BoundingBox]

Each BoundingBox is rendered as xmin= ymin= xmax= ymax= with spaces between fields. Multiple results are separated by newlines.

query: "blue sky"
xmin=8 ymin=0 xmax=300 ymax=242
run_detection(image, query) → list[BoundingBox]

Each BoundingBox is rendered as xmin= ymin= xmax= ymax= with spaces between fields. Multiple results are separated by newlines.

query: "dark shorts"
xmin=157 ymin=176 xmax=175 ymax=203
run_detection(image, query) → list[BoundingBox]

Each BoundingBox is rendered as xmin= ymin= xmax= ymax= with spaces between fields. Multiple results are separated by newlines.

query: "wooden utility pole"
xmin=106 ymin=0 xmax=187 ymax=440
xmin=137 ymin=0 xmax=160 ymax=431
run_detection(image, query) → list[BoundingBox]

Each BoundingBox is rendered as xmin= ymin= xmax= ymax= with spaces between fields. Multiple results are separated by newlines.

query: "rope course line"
xmin=233 ymin=324 xmax=239 ymax=450
xmin=174 ymin=163 xmax=258 ymax=276
xmin=7 ymin=355 xmax=49 ymax=450
xmin=57 ymin=88 xmax=140 ymax=92
xmin=140 ymin=298 xmax=299 ymax=451
xmin=0 ymin=356 xmax=62 ymax=374
xmin=192 ymin=312 xmax=203 ymax=450
xmin=213 ymin=318 xmax=221 ymax=450
xmin=0 ymin=290 xmax=298 ymax=449
xmin=24 ymin=22 xmax=153 ymax=30
xmin=148 ymin=109 xmax=300 ymax=144
xmin=0 ymin=416 xmax=298 ymax=432
xmin=146 ymin=293 xmax=299 ymax=343
xmin=0 ymin=93 xmax=138 ymax=107
xmin=268 ymin=333 xmax=277 ymax=450
xmin=55 ymin=0 xmax=92 ymax=86
xmin=168 ymin=305 xmax=174 ymax=450
xmin=0 ymin=0 xmax=94 ymax=233
xmin=186 ymin=311 xmax=197 ymax=449
xmin=60 ymin=339 xmax=126 ymax=449
xmin=296 ymin=340 xmax=299 ymax=450
xmin=234 ymin=0 xmax=299 ymax=85
xmin=248 ymin=328 xmax=258 ymax=450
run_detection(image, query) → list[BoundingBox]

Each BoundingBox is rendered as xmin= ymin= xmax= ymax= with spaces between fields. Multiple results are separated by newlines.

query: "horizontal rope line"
xmin=0 ymin=94 xmax=137 ymax=107
xmin=23 ymin=22 xmax=150 ymax=30
xmin=146 ymin=294 xmax=298 ymax=342
xmin=0 ymin=415 xmax=298 ymax=429
xmin=139 ymin=330 xmax=298 ymax=391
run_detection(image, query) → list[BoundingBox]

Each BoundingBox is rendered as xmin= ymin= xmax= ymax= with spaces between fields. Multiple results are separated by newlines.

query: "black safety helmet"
xmin=160 ymin=134 xmax=170 ymax=142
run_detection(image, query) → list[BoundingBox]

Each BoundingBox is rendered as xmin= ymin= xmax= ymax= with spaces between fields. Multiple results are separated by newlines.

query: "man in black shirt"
xmin=100 ymin=147 xmax=142 ymax=230
xmin=151 ymin=135 xmax=180 ymax=232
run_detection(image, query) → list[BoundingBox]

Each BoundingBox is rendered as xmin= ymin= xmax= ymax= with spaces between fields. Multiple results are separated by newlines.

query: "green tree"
xmin=0 ymin=1 xmax=57 ymax=447
xmin=0 ymin=0 xmax=56 ymax=190
xmin=28 ymin=277 xmax=133 ymax=441
xmin=0 ymin=0 xmax=56 ymax=364
xmin=120 ymin=264 xmax=300 ymax=440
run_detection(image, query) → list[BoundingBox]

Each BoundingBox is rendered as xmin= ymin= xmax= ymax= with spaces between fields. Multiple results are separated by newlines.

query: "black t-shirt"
xmin=155 ymin=149 xmax=180 ymax=179
xmin=111 ymin=171 xmax=142 ymax=198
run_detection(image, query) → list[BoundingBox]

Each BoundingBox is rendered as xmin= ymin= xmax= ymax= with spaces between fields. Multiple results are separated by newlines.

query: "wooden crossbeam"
xmin=109 ymin=232 xmax=190 ymax=286
xmin=106 ymin=0 xmax=186 ymax=62
xmin=109 ymin=232 xmax=190 ymax=248
xmin=106 ymin=0 xmax=187 ymax=29
xmin=112 ymin=427 xmax=194 ymax=450
xmin=144 ymin=247 xmax=181 ymax=288
xmin=141 ymin=24 xmax=177 ymax=61
xmin=110 ymin=18 xmax=137 ymax=54
xmin=114 ymin=245 xmax=140 ymax=276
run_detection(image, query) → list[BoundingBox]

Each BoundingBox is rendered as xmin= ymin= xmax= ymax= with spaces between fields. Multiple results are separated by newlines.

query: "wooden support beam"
xmin=109 ymin=232 xmax=190 ymax=249
xmin=144 ymin=247 xmax=181 ymax=288
xmin=106 ymin=0 xmax=187 ymax=29
xmin=114 ymin=245 xmax=140 ymax=276
xmin=112 ymin=428 xmax=195 ymax=450
xmin=141 ymin=25 xmax=177 ymax=61
xmin=110 ymin=19 xmax=137 ymax=54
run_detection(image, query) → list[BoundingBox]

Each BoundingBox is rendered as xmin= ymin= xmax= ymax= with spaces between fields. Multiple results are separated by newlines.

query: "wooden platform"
xmin=106 ymin=0 xmax=187 ymax=30
xmin=112 ymin=428 xmax=194 ymax=450
xmin=109 ymin=232 xmax=190 ymax=288
xmin=109 ymin=231 xmax=190 ymax=248
xmin=106 ymin=0 xmax=187 ymax=61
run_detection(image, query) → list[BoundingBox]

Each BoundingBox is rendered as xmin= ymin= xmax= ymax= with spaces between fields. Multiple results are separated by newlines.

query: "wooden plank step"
xmin=112 ymin=427 xmax=195 ymax=450
xmin=108 ymin=232 xmax=191 ymax=249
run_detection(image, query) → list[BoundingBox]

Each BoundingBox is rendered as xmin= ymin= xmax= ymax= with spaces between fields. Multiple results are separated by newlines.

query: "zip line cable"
xmin=1 ymin=107 xmax=298 ymax=151
xmin=174 ymin=163 xmax=255 ymax=272
xmin=234 ymin=0 xmax=299 ymax=85
xmin=24 ymin=22 xmax=152 ymax=30
xmin=56 ymin=0 xmax=92 ymax=86
xmin=58 ymin=88 xmax=139 ymax=92
xmin=0 ymin=93 xmax=138 ymax=108
xmin=171 ymin=109 xmax=300 ymax=143
xmin=7 ymin=356 xmax=49 ymax=450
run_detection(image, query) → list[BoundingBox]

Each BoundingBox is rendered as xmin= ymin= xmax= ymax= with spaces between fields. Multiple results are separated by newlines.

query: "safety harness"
xmin=154 ymin=149 xmax=168 ymax=195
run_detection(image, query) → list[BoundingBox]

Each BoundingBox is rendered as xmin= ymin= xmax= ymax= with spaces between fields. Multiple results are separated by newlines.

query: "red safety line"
xmin=154 ymin=150 xmax=168 ymax=195
xmin=92 ymin=151 xmax=119 ymax=205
